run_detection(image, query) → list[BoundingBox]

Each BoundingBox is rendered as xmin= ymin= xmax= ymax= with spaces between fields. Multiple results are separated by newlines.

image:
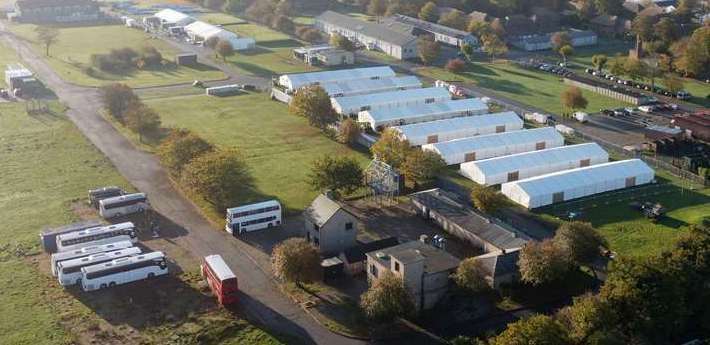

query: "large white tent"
xmin=184 ymin=21 xmax=256 ymax=50
xmin=279 ymin=66 xmax=395 ymax=92
xmin=460 ymin=143 xmax=609 ymax=186
xmin=333 ymin=87 xmax=451 ymax=116
xmin=501 ymin=159 xmax=654 ymax=209
xmin=392 ymin=111 xmax=523 ymax=146
xmin=153 ymin=9 xmax=195 ymax=27
xmin=422 ymin=127 xmax=564 ymax=165
xmin=358 ymin=98 xmax=488 ymax=130
xmin=322 ymin=76 xmax=422 ymax=98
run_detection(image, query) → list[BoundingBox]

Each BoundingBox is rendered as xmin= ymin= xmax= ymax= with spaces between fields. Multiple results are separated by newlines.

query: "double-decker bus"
xmin=225 ymin=200 xmax=281 ymax=235
xmin=50 ymin=240 xmax=133 ymax=276
xmin=81 ymin=251 xmax=168 ymax=292
xmin=99 ymin=193 xmax=149 ymax=219
xmin=56 ymin=222 xmax=137 ymax=252
xmin=201 ymin=255 xmax=239 ymax=305
xmin=40 ymin=219 xmax=104 ymax=253
xmin=57 ymin=247 xmax=141 ymax=286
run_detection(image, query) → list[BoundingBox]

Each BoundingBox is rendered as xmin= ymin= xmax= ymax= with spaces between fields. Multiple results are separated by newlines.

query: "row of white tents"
xmin=151 ymin=9 xmax=255 ymax=50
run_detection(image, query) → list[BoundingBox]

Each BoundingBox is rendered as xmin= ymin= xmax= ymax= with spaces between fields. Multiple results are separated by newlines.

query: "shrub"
xmin=446 ymin=58 xmax=466 ymax=73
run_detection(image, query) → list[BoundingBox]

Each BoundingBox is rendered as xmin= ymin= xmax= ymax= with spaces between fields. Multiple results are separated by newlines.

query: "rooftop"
xmin=360 ymin=97 xmax=486 ymax=122
xmin=388 ymin=14 xmax=473 ymax=39
xmin=316 ymin=11 xmax=418 ymax=47
xmin=393 ymin=111 xmax=522 ymax=139
xmin=475 ymin=248 xmax=521 ymax=278
xmin=368 ymin=240 xmax=460 ymax=274
xmin=321 ymin=76 xmax=422 ymax=97
xmin=304 ymin=194 xmax=346 ymax=227
xmin=333 ymin=87 xmax=451 ymax=111
xmin=343 ymin=237 xmax=399 ymax=263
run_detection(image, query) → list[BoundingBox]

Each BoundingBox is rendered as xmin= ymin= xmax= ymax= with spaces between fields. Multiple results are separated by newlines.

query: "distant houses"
xmin=510 ymin=29 xmax=598 ymax=52
xmin=387 ymin=14 xmax=478 ymax=48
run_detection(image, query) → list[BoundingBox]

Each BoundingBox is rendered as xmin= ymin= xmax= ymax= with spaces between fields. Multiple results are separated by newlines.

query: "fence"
xmin=563 ymin=78 xmax=644 ymax=105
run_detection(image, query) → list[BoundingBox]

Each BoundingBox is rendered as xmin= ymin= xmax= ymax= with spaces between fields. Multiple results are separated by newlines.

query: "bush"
xmin=139 ymin=46 xmax=163 ymax=68
xmin=446 ymin=58 xmax=466 ymax=73
xmin=296 ymin=27 xmax=323 ymax=43
xmin=271 ymin=14 xmax=295 ymax=34
xmin=337 ymin=118 xmax=361 ymax=145
xmin=99 ymin=83 xmax=140 ymax=123
xmin=272 ymin=238 xmax=322 ymax=285
xmin=158 ymin=129 xmax=214 ymax=176
xmin=180 ymin=149 xmax=254 ymax=211
xmin=360 ymin=272 xmax=416 ymax=322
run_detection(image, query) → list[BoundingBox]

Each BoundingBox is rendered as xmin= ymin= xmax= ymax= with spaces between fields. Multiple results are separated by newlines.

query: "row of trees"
xmin=99 ymin=84 xmax=161 ymax=142
xmin=90 ymin=46 xmax=164 ymax=73
xmin=204 ymin=37 xmax=235 ymax=62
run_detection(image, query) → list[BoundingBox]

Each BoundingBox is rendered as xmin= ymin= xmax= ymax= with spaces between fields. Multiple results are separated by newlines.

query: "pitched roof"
xmin=343 ymin=237 xmax=399 ymax=263
xmin=304 ymin=194 xmax=347 ymax=227
xmin=316 ymin=11 xmax=417 ymax=46
xmin=469 ymin=11 xmax=489 ymax=22
xmin=475 ymin=249 xmax=521 ymax=278
xmin=388 ymin=14 xmax=474 ymax=40
xmin=367 ymin=240 xmax=460 ymax=274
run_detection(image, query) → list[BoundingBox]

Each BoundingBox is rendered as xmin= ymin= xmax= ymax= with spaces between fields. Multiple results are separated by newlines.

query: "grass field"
xmin=416 ymin=62 xmax=630 ymax=115
xmin=5 ymin=23 xmax=225 ymax=87
xmin=143 ymin=92 xmax=370 ymax=214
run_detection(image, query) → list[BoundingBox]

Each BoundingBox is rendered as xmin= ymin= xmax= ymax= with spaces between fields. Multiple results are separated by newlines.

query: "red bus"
xmin=201 ymin=255 xmax=239 ymax=305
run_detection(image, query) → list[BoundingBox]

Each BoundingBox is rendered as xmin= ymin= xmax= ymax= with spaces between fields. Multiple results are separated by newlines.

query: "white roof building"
xmin=501 ymin=159 xmax=654 ymax=209
xmin=184 ymin=21 xmax=256 ymax=50
xmin=334 ymin=87 xmax=451 ymax=116
xmin=460 ymin=143 xmax=609 ymax=186
xmin=279 ymin=66 xmax=395 ymax=91
xmin=422 ymin=127 xmax=564 ymax=165
xmin=358 ymin=98 xmax=489 ymax=131
xmin=392 ymin=111 xmax=523 ymax=146
xmin=153 ymin=8 xmax=195 ymax=27
xmin=322 ymin=76 xmax=422 ymax=98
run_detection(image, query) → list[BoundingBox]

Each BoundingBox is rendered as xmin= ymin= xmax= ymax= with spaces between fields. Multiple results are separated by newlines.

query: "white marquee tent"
xmin=153 ymin=9 xmax=195 ymax=27
xmin=358 ymin=98 xmax=488 ymax=130
xmin=422 ymin=127 xmax=564 ymax=165
xmin=460 ymin=143 xmax=609 ymax=186
xmin=322 ymin=76 xmax=422 ymax=98
xmin=392 ymin=111 xmax=523 ymax=146
xmin=333 ymin=87 xmax=451 ymax=116
xmin=184 ymin=21 xmax=256 ymax=50
xmin=501 ymin=159 xmax=654 ymax=209
xmin=279 ymin=66 xmax=395 ymax=91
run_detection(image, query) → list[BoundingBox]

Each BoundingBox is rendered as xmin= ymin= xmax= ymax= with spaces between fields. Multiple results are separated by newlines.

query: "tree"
xmin=297 ymin=27 xmax=323 ymax=43
xmin=594 ymin=0 xmax=622 ymax=15
xmin=623 ymin=57 xmax=643 ymax=81
xmin=158 ymin=129 xmax=214 ymax=176
xmin=225 ymin=0 xmax=248 ymax=13
xmin=445 ymin=58 xmax=466 ymax=73
xmin=329 ymin=33 xmax=356 ymax=52
xmin=271 ymin=15 xmax=295 ymax=33
xmin=470 ymin=185 xmax=507 ymax=214
xmin=401 ymin=148 xmax=446 ymax=189
xmin=418 ymin=1 xmax=439 ymax=22
xmin=99 ymin=83 xmax=140 ymax=123
xmin=35 ymin=26 xmax=59 ymax=57
xmin=481 ymin=34 xmax=507 ymax=62
xmin=337 ymin=118 xmax=361 ymax=145
xmin=561 ymin=86 xmax=588 ymax=113
xmin=370 ymin=129 xmax=411 ymax=169
xmin=274 ymin=0 xmax=293 ymax=16
xmin=367 ymin=0 xmax=387 ymax=19
xmin=460 ymin=43 xmax=475 ymax=62
xmin=490 ymin=314 xmax=571 ymax=345
xmin=205 ymin=36 xmax=220 ymax=50
xmin=608 ymin=55 xmax=626 ymax=76
xmin=550 ymin=32 xmax=571 ymax=52
xmin=591 ymin=54 xmax=608 ymax=72
xmin=553 ymin=222 xmax=607 ymax=273
xmin=454 ymin=257 xmax=490 ymax=293
xmin=631 ymin=14 xmax=655 ymax=43
xmin=654 ymin=17 xmax=678 ymax=47
xmin=216 ymin=40 xmax=234 ymax=62
xmin=288 ymin=85 xmax=337 ymax=129
xmin=518 ymin=240 xmax=571 ymax=286
xmin=417 ymin=37 xmax=440 ymax=65
xmin=557 ymin=293 xmax=616 ymax=343
xmin=438 ymin=9 xmax=468 ymax=30
xmin=490 ymin=0 xmax=523 ymax=13
xmin=675 ymin=0 xmax=697 ymax=24
xmin=674 ymin=27 xmax=710 ymax=77
xmin=489 ymin=18 xmax=505 ymax=38
xmin=124 ymin=102 xmax=161 ymax=142
xmin=360 ymin=272 xmax=416 ymax=322
xmin=180 ymin=149 xmax=253 ymax=211
xmin=307 ymin=155 xmax=363 ymax=197
xmin=663 ymin=74 xmax=685 ymax=94
xmin=558 ymin=44 xmax=573 ymax=65
xmin=467 ymin=20 xmax=490 ymax=36
xmin=272 ymin=238 xmax=322 ymax=286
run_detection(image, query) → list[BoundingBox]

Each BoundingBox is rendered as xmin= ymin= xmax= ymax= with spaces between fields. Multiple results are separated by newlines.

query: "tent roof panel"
xmin=282 ymin=66 xmax=395 ymax=90
xmin=393 ymin=111 xmax=521 ymax=138
xmin=322 ymin=76 xmax=421 ymax=96
xmin=333 ymin=87 xmax=450 ymax=110
xmin=425 ymin=127 xmax=563 ymax=157
xmin=361 ymin=97 xmax=486 ymax=122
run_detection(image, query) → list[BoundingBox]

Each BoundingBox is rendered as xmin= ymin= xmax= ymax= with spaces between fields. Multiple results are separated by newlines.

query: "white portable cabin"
xmin=501 ymin=159 xmax=655 ymax=209
xmin=279 ymin=66 xmax=395 ymax=92
xmin=184 ymin=21 xmax=256 ymax=50
xmin=321 ymin=76 xmax=422 ymax=98
xmin=333 ymin=87 xmax=451 ymax=116
xmin=460 ymin=143 xmax=609 ymax=186
xmin=153 ymin=8 xmax=195 ymax=27
xmin=392 ymin=111 xmax=523 ymax=146
xmin=422 ymin=127 xmax=565 ymax=165
xmin=358 ymin=98 xmax=489 ymax=131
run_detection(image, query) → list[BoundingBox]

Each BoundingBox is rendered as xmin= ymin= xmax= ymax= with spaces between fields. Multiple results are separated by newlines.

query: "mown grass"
xmin=5 ymin=23 xmax=225 ymax=87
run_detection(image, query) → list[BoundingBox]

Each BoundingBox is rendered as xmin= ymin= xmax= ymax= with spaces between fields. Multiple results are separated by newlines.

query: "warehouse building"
xmin=184 ymin=21 xmax=256 ymax=50
xmin=392 ymin=111 xmax=523 ymax=146
xmin=423 ymin=127 xmax=565 ymax=165
xmin=278 ymin=66 xmax=395 ymax=92
xmin=333 ymin=87 xmax=451 ymax=117
xmin=501 ymin=159 xmax=655 ymax=209
xmin=323 ymin=76 xmax=422 ymax=98
xmin=358 ymin=98 xmax=487 ymax=130
xmin=315 ymin=11 xmax=418 ymax=60
xmin=152 ymin=8 xmax=195 ymax=28
xmin=460 ymin=143 xmax=609 ymax=186
xmin=387 ymin=14 xmax=478 ymax=47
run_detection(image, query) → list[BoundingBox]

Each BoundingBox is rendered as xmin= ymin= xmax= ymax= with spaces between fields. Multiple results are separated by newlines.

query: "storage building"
xmin=293 ymin=45 xmax=355 ymax=66
xmin=359 ymin=98 xmax=489 ymax=131
xmin=184 ymin=21 xmax=256 ymax=50
xmin=175 ymin=53 xmax=197 ymax=66
xmin=392 ymin=111 xmax=523 ymax=146
xmin=322 ymin=76 xmax=422 ymax=98
xmin=460 ymin=143 xmax=609 ymax=186
xmin=333 ymin=87 xmax=451 ymax=116
xmin=278 ymin=66 xmax=395 ymax=92
xmin=387 ymin=14 xmax=479 ymax=47
xmin=153 ymin=8 xmax=195 ymax=28
xmin=422 ymin=127 xmax=564 ymax=165
xmin=501 ymin=159 xmax=655 ymax=209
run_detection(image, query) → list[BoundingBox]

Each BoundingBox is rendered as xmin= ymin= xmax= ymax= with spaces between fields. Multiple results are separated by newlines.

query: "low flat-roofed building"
xmin=511 ymin=29 xmax=598 ymax=51
xmin=322 ymin=76 xmax=422 ymax=98
xmin=392 ymin=111 xmax=523 ymax=146
xmin=13 ymin=0 xmax=101 ymax=23
xmin=278 ymin=66 xmax=396 ymax=92
xmin=333 ymin=87 xmax=451 ymax=116
xmin=358 ymin=97 xmax=488 ymax=130
xmin=387 ymin=14 xmax=478 ymax=47
xmin=293 ymin=45 xmax=355 ymax=67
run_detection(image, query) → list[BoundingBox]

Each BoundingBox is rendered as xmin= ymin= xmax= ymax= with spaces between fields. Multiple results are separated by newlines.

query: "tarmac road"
xmin=0 ymin=23 xmax=364 ymax=345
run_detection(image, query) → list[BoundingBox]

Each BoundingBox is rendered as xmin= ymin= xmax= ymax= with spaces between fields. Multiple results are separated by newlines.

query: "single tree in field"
xmin=329 ymin=33 xmax=356 ymax=52
xmin=180 ymin=149 xmax=253 ymax=211
xmin=453 ymin=257 xmax=490 ymax=293
xmin=460 ymin=43 xmax=475 ymax=62
xmin=418 ymin=1 xmax=439 ymax=22
xmin=307 ymin=155 xmax=363 ymax=197
xmin=663 ymin=74 xmax=685 ymax=94
xmin=216 ymin=40 xmax=234 ymax=62
xmin=124 ymin=103 xmax=162 ymax=143
xmin=558 ymin=45 xmax=574 ymax=66
xmin=337 ymin=118 xmax=361 ymax=145
xmin=591 ymin=54 xmax=608 ymax=72
xmin=360 ymin=271 xmax=416 ymax=322
xmin=288 ymin=85 xmax=337 ymax=129
xmin=481 ymin=34 xmax=507 ymax=62
xmin=401 ymin=148 xmax=446 ymax=189
xmin=518 ymin=239 xmax=572 ymax=286
xmin=35 ymin=26 xmax=59 ymax=57
xmin=370 ymin=128 xmax=411 ymax=169
xmin=491 ymin=314 xmax=571 ymax=345
xmin=470 ymin=185 xmax=507 ymax=214
xmin=417 ymin=37 xmax=440 ymax=65
xmin=272 ymin=238 xmax=322 ymax=287
xmin=99 ymin=83 xmax=140 ymax=123
xmin=158 ymin=129 xmax=214 ymax=176
xmin=553 ymin=222 xmax=607 ymax=276
xmin=561 ymin=86 xmax=588 ymax=114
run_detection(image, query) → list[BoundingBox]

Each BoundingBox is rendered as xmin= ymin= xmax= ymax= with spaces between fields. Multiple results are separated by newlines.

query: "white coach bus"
xmin=81 ymin=251 xmax=168 ymax=292
xmin=99 ymin=193 xmax=149 ymax=219
xmin=225 ymin=200 xmax=282 ymax=235
xmin=56 ymin=222 xmax=137 ymax=252
xmin=50 ymin=240 xmax=133 ymax=276
xmin=57 ymin=247 xmax=142 ymax=286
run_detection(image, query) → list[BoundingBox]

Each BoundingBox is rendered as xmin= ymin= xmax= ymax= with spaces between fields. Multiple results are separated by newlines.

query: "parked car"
xmin=0 ymin=89 xmax=8 ymax=98
xmin=676 ymin=91 xmax=691 ymax=100
xmin=585 ymin=68 xmax=594 ymax=74
xmin=600 ymin=109 xmax=615 ymax=116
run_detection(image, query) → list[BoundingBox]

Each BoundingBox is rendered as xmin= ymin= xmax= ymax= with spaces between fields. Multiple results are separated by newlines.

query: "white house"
xmin=333 ymin=87 xmax=451 ymax=117
xmin=278 ymin=66 xmax=395 ymax=92
xmin=392 ymin=111 xmax=523 ymax=146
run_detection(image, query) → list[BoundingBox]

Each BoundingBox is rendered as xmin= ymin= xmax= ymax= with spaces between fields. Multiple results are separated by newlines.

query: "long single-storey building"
xmin=510 ymin=29 xmax=598 ymax=51
xmin=322 ymin=76 xmax=422 ymax=98
xmin=185 ymin=21 xmax=256 ymax=50
xmin=358 ymin=97 xmax=488 ymax=130
xmin=12 ymin=0 xmax=101 ymax=23
xmin=293 ymin=45 xmax=354 ymax=67
xmin=392 ymin=111 xmax=523 ymax=146
xmin=387 ymin=14 xmax=478 ymax=47
xmin=278 ymin=66 xmax=396 ymax=92
xmin=153 ymin=8 xmax=195 ymax=28
xmin=333 ymin=87 xmax=451 ymax=117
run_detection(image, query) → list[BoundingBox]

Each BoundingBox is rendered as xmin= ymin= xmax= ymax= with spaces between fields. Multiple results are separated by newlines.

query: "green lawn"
xmin=5 ymin=23 xmax=225 ymax=87
xmin=0 ymin=35 xmax=20 ymax=88
xmin=143 ymin=92 xmax=370 ymax=214
xmin=416 ymin=62 xmax=630 ymax=115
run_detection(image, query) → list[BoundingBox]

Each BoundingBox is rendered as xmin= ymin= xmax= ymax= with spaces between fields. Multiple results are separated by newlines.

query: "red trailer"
xmin=201 ymin=255 xmax=239 ymax=305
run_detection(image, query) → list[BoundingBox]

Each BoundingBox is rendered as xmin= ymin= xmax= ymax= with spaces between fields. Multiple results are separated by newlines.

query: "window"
xmin=464 ymin=152 xmax=476 ymax=162
xmin=507 ymin=171 xmax=519 ymax=182
xmin=535 ymin=142 xmax=546 ymax=150
xmin=425 ymin=98 xmax=435 ymax=104
xmin=345 ymin=222 xmax=353 ymax=230
xmin=580 ymin=159 xmax=591 ymax=167
xmin=625 ymin=177 xmax=636 ymax=187
xmin=313 ymin=224 xmax=319 ymax=231
xmin=314 ymin=237 xmax=320 ymax=246
xmin=370 ymin=264 xmax=378 ymax=277
xmin=394 ymin=262 xmax=400 ymax=272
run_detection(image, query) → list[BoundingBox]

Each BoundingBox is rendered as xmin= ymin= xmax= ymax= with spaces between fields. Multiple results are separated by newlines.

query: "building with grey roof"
xmin=387 ymin=14 xmax=478 ymax=47
xmin=511 ymin=29 xmax=598 ymax=51
xmin=366 ymin=239 xmax=460 ymax=311
xmin=303 ymin=194 xmax=358 ymax=255
xmin=314 ymin=11 xmax=418 ymax=60
xmin=474 ymin=248 xmax=521 ymax=289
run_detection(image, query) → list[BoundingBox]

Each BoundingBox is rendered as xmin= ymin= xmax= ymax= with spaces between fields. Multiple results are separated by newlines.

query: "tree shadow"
xmin=259 ymin=39 xmax=303 ymax=49
xmin=230 ymin=61 xmax=275 ymax=77
xmin=235 ymin=46 xmax=273 ymax=56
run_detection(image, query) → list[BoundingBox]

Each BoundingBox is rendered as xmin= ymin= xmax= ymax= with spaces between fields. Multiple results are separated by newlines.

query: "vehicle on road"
xmin=225 ymin=200 xmax=282 ymax=235
xmin=573 ymin=111 xmax=589 ymax=123
xmin=99 ymin=193 xmax=149 ymax=219
xmin=50 ymin=240 xmax=133 ymax=277
xmin=57 ymin=247 xmax=141 ymax=286
xmin=81 ymin=251 xmax=168 ymax=292
xmin=56 ymin=222 xmax=137 ymax=252
xmin=88 ymin=186 xmax=124 ymax=208
xmin=202 ymin=254 xmax=239 ymax=305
